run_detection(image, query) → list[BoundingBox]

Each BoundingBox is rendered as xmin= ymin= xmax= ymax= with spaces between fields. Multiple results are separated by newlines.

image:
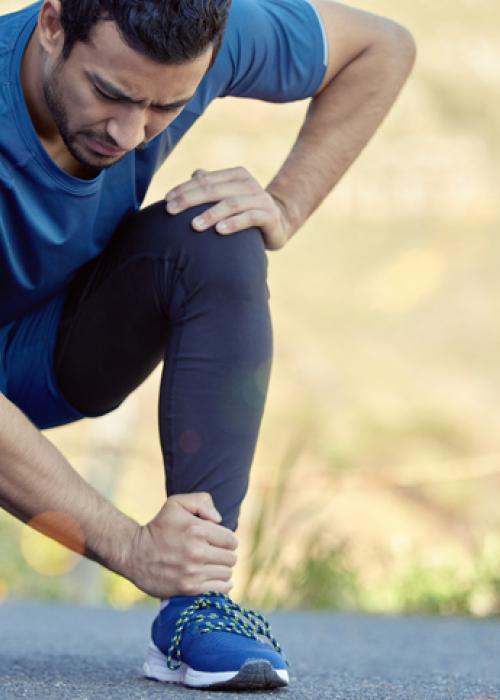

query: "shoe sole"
xmin=143 ymin=641 xmax=289 ymax=689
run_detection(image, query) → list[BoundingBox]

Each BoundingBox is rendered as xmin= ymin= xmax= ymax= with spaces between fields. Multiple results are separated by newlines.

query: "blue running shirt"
xmin=0 ymin=0 xmax=327 ymax=327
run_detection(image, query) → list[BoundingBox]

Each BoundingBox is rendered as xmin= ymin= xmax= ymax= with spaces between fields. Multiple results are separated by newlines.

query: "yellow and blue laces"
xmin=165 ymin=591 xmax=285 ymax=671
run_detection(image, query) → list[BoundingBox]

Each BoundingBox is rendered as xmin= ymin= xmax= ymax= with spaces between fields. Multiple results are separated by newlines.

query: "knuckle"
xmin=246 ymin=212 xmax=258 ymax=227
xmin=222 ymin=567 xmax=232 ymax=581
xmin=200 ymin=210 xmax=213 ymax=225
xmin=175 ymin=193 xmax=188 ymax=207
xmin=183 ymin=563 xmax=198 ymax=578
xmin=190 ymin=545 xmax=205 ymax=563
xmin=204 ymin=183 xmax=217 ymax=197
xmin=264 ymin=191 xmax=275 ymax=207
xmin=187 ymin=524 xmax=203 ymax=540
xmin=180 ymin=579 xmax=197 ymax=596
xmin=199 ymin=492 xmax=214 ymax=509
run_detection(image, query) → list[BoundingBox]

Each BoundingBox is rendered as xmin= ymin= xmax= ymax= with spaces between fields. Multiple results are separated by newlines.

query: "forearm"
xmin=267 ymin=24 xmax=416 ymax=239
xmin=0 ymin=392 xmax=137 ymax=576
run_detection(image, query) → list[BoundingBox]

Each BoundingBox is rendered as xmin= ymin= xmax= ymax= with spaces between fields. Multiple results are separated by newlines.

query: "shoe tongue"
xmin=168 ymin=594 xmax=201 ymax=607
xmin=165 ymin=594 xmax=226 ymax=638
xmin=169 ymin=593 xmax=227 ymax=608
xmin=168 ymin=593 xmax=230 ymax=626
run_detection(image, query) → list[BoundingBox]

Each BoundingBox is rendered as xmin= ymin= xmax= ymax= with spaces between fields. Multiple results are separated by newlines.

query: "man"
xmin=0 ymin=0 xmax=415 ymax=690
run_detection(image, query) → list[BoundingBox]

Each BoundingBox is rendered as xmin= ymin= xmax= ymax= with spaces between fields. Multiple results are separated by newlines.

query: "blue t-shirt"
xmin=0 ymin=0 xmax=327 ymax=327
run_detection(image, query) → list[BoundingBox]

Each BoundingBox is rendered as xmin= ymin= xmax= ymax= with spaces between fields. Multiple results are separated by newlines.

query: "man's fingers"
xmin=201 ymin=564 xmax=233 ymax=582
xmin=165 ymin=168 xmax=259 ymax=214
xmin=166 ymin=166 xmax=250 ymax=200
xmin=191 ymin=168 xmax=209 ymax=179
xmin=166 ymin=181 xmax=259 ymax=216
xmin=200 ymin=580 xmax=234 ymax=595
xmin=214 ymin=209 xmax=270 ymax=235
xmin=170 ymin=492 xmax=221 ymax=523
xmin=202 ymin=519 xmax=238 ymax=551
xmin=204 ymin=543 xmax=238 ymax=567
xmin=191 ymin=166 xmax=249 ymax=181
xmin=192 ymin=195 xmax=267 ymax=231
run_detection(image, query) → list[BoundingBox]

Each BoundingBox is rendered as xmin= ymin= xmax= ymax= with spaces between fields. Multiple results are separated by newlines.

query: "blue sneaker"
xmin=143 ymin=591 xmax=290 ymax=689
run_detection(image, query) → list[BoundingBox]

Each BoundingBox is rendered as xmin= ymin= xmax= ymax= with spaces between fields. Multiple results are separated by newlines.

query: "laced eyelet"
xmin=165 ymin=591 xmax=284 ymax=670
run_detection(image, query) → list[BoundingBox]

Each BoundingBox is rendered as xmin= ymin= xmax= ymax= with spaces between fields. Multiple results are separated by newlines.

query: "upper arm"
xmin=220 ymin=0 xmax=328 ymax=102
xmin=192 ymin=0 xmax=415 ymax=110
xmin=308 ymin=0 xmax=417 ymax=93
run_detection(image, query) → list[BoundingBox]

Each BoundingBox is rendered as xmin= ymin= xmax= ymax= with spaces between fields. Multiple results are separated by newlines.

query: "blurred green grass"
xmin=1 ymin=0 xmax=500 ymax=614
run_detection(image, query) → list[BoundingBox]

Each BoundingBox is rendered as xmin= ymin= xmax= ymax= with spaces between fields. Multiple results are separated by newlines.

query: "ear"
xmin=37 ymin=0 xmax=65 ymax=57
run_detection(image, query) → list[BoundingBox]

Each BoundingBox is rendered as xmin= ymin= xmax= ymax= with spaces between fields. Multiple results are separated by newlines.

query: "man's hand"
xmin=124 ymin=492 xmax=238 ymax=599
xmin=264 ymin=3 xmax=416 ymax=240
xmin=165 ymin=167 xmax=291 ymax=251
xmin=0 ymin=395 xmax=237 ymax=601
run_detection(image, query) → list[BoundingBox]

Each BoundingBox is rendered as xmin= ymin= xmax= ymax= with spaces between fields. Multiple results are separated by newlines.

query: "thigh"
xmin=3 ymin=202 xmax=181 ymax=428
xmin=53 ymin=216 xmax=173 ymax=418
xmin=54 ymin=200 xmax=213 ymax=417
xmin=53 ymin=198 xmax=270 ymax=417
xmin=3 ymin=292 xmax=87 ymax=430
xmin=0 ymin=324 xmax=13 ymax=394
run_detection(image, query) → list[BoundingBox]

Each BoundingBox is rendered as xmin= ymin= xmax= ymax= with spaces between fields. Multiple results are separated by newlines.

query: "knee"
xmin=122 ymin=201 xmax=270 ymax=301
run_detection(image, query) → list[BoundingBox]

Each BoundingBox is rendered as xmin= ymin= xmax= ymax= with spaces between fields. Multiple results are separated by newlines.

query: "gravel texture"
xmin=1 ymin=601 xmax=500 ymax=699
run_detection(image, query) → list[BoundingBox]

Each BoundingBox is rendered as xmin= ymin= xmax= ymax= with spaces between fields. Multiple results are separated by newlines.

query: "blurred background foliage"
xmin=1 ymin=0 xmax=500 ymax=616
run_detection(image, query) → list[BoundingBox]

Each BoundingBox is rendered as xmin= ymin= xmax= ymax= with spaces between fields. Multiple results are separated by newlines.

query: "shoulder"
xmin=225 ymin=0 xmax=320 ymax=38
xmin=0 ymin=3 xmax=40 ymax=55
xmin=217 ymin=0 xmax=327 ymax=101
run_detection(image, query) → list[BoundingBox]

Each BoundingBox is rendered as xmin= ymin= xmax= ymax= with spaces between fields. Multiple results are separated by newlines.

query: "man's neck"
xmin=21 ymin=31 xmax=55 ymax=137
xmin=20 ymin=32 xmax=94 ymax=179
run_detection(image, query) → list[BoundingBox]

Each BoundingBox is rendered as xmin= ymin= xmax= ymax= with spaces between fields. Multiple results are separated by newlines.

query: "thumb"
xmin=171 ymin=492 xmax=222 ymax=523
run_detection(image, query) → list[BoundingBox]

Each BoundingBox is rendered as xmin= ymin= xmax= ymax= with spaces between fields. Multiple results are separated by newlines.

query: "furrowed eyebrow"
xmin=87 ymin=71 xmax=193 ymax=111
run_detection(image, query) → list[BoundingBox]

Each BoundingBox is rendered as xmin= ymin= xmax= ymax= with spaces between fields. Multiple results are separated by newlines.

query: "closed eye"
xmin=94 ymin=84 xmax=121 ymax=102
xmin=152 ymin=104 xmax=183 ymax=114
xmin=93 ymin=83 xmax=182 ymax=114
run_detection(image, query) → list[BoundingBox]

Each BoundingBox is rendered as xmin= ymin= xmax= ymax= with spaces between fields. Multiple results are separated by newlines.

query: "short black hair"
xmin=59 ymin=0 xmax=232 ymax=65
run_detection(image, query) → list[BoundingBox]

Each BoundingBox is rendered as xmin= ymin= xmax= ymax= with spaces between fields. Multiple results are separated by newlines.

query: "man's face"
xmin=42 ymin=20 xmax=213 ymax=173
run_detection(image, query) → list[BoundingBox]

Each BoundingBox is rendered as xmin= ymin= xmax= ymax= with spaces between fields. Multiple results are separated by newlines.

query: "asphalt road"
xmin=1 ymin=601 xmax=500 ymax=699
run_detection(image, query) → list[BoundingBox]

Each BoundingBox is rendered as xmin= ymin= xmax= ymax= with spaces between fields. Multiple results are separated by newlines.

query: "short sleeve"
xmin=143 ymin=0 xmax=329 ymax=171
xmin=220 ymin=0 xmax=328 ymax=102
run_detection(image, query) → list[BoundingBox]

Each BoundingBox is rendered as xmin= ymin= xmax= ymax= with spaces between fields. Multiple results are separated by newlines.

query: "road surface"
xmin=1 ymin=602 xmax=500 ymax=699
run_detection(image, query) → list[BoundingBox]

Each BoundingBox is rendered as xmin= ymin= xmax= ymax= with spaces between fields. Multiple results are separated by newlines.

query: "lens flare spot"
xmin=0 ymin=578 xmax=8 ymax=604
xmin=218 ymin=361 xmax=272 ymax=431
xmin=241 ymin=362 xmax=271 ymax=409
xmin=21 ymin=511 xmax=84 ymax=577
xmin=104 ymin=571 xmax=147 ymax=609
xmin=179 ymin=430 xmax=202 ymax=454
xmin=254 ymin=359 xmax=272 ymax=395
xmin=370 ymin=248 xmax=446 ymax=314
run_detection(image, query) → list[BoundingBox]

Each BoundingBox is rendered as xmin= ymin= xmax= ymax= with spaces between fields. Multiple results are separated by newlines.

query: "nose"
xmin=106 ymin=108 xmax=147 ymax=152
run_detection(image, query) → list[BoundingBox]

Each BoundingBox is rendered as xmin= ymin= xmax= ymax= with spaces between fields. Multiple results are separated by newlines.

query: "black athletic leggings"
xmin=53 ymin=201 xmax=273 ymax=531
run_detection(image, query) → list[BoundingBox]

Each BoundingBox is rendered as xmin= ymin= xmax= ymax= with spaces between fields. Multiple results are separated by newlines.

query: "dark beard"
xmin=42 ymin=62 xmax=126 ymax=178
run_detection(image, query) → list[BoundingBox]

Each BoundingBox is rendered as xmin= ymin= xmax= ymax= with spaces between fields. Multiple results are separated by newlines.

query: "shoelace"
xmin=165 ymin=591 xmax=285 ymax=670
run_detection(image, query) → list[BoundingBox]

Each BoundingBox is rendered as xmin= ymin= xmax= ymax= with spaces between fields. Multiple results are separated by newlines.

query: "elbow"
xmin=393 ymin=23 xmax=417 ymax=72
xmin=379 ymin=20 xmax=417 ymax=75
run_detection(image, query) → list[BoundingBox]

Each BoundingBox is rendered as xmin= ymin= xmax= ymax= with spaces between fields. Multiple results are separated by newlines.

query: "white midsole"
xmin=143 ymin=641 xmax=289 ymax=687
